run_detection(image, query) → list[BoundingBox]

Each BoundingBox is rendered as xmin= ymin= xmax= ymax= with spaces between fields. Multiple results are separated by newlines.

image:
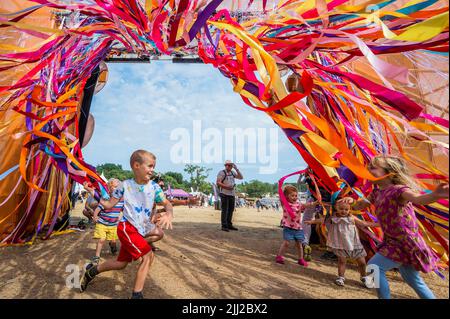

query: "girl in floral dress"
xmin=338 ymin=156 xmax=449 ymax=299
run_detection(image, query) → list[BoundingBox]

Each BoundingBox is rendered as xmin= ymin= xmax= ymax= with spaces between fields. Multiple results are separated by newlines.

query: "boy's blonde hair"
xmin=130 ymin=150 xmax=156 ymax=168
xmin=283 ymin=184 xmax=298 ymax=197
xmin=370 ymin=155 xmax=418 ymax=189
xmin=108 ymin=178 xmax=120 ymax=189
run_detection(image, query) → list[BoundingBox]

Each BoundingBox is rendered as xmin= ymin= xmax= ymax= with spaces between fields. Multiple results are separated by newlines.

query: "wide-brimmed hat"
xmin=224 ymin=160 xmax=233 ymax=165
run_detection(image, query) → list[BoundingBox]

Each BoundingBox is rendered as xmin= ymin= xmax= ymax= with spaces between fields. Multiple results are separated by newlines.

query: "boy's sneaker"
xmin=131 ymin=291 xmax=144 ymax=299
xmin=298 ymin=259 xmax=308 ymax=267
xmin=361 ymin=276 xmax=374 ymax=289
xmin=109 ymin=242 xmax=118 ymax=255
xmin=335 ymin=276 xmax=345 ymax=287
xmin=79 ymin=263 xmax=98 ymax=292
xmin=303 ymin=245 xmax=312 ymax=261
xmin=275 ymin=255 xmax=285 ymax=264
xmin=77 ymin=220 xmax=87 ymax=230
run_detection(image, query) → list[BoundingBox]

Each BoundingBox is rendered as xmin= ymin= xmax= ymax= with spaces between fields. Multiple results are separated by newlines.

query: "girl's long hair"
xmin=370 ymin=156 xmax=419 ymax=190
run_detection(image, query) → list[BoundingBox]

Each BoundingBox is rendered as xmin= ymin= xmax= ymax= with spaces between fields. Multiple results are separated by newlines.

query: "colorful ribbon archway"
xmin=0 ymin=1 xmax=448 ymax=268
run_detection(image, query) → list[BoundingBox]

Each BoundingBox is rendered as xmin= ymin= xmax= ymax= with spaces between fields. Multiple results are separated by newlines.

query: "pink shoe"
xmin=298 ymin=259 xmax=308 ymax=267
xmin=275 ymin=255 xmax=285 ymax=264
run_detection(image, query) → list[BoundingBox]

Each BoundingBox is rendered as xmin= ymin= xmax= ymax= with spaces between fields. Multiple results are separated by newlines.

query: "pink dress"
xmin=368 ymin=185 xmax=438 ymax=273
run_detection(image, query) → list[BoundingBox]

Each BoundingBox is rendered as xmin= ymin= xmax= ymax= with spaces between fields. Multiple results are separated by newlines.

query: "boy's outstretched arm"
xmin=401 ymin=183 xmax=449 ymax=205
xmin=157 ymin=199 xmax=173 ymax=230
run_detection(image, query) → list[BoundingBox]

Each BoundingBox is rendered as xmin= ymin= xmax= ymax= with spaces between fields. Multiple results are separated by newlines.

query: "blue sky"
xmin=83 ymin=62 xmax=306 ymax=184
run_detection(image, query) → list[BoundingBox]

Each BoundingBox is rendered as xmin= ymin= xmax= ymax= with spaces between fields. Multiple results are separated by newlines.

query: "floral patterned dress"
xmin=368 ymin=185 xmax=438 ymax=273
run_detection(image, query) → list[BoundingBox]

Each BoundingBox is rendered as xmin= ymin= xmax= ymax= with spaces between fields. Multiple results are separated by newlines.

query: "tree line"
xmin=96 ymin=163 xmax=280 ymax=198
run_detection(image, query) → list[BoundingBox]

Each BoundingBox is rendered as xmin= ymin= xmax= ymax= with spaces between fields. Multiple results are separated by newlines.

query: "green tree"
xmin=162 ymin=171 xmax=185 ymax=189
xmin=161 ymin=174 xmax=181 ymax=189
xmin=183 ymin=164 xmax=212 ymax=192
xmin=96 ymin=163 xmax=133 ymax=181
xmin=236 ymin=180 xmax=277 ymax=198
xmin=198 ymin=181 xmax=212 ymax=194
xmin=164 ymin=171 xmax=184 ymax=184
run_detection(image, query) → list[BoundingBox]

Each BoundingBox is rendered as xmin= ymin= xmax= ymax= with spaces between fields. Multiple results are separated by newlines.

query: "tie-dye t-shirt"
xmin=112 ymin=179 xmax=166 ymax=236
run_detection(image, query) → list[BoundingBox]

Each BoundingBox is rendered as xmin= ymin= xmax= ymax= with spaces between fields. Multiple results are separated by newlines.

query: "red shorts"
xmin=117 ymin=221 xmax=152 ymax=262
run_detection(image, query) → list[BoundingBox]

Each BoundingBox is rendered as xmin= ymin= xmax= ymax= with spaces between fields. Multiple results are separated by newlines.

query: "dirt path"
xmin=0 ymin=204 xmax=448 ymax=299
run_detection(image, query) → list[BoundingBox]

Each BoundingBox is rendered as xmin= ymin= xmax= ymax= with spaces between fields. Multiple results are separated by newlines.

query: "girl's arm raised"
xmin=401 ymin=183 xmax=449 ymax=205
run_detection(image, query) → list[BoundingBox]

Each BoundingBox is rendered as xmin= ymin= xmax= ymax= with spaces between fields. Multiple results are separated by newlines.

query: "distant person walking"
xmin=216 ymin=160 xmax=243 ymax=231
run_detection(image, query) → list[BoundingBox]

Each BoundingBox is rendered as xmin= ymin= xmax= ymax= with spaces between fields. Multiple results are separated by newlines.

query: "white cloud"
xmin=83 ymin=62 xmax=305 ymax=182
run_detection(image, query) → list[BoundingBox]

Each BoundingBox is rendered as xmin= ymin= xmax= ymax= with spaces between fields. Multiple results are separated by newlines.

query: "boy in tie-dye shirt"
xmin=80 ymin=150 xmax=173 ymax=299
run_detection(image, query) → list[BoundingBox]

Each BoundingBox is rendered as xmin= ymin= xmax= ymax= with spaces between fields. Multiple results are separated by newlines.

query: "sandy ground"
xmin=0 ymin=203 xmax=448 ymax=299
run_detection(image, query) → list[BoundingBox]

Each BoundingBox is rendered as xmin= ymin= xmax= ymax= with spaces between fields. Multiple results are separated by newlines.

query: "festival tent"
xmin=0 ymin=0 xmax=448 ymax=272
xmin=165 ymin=188 xmax=192 ymax=199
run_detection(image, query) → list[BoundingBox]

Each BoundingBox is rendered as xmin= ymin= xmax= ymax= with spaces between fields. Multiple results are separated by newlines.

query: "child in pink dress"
xmin=338 ymin=155 xmax=449 ymax=299
xmin=276 ymin=185 xmax=315 ymax=267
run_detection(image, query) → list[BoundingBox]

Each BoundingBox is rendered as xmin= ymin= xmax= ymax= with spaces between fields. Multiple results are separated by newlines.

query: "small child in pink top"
xmin=276 ymin=185 xmax=315 ymax=267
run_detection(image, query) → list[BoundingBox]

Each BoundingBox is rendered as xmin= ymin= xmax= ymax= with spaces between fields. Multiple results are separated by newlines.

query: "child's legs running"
xmin=145 ymin=227 xmax=164 ymax=244
xmin=398 ymin=265 xmax=435 ymax=299
xmin=277 ymin=240 xmax=290 ymax=257
xmin=97 ymin=259 xmax=128 ymax=273
xmin=294 ymin=241 xmax=304 ymax=260
xmin=134 ymin=251 xmax=154 ymax=293
xmin=95 ymin=238 xmax=106 ymax=257
xmin=337 ymin=257 xmax=347 ymax=277
xmin=368 ymin=253 xmax=401 ymax=299
xmin=106 ymin=226 xmax=118 ymax=245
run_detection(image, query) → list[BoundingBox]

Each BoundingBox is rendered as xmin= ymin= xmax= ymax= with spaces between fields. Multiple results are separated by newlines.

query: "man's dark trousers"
xmin=220 ymin=194 xmax=235 ymax=228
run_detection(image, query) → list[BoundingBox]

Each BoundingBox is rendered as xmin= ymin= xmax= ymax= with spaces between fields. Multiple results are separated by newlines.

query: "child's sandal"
xmin=275 ymin=255 xmax=285 ymax=264
xmin=335 ymin=277 xmax=345 ymax=286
